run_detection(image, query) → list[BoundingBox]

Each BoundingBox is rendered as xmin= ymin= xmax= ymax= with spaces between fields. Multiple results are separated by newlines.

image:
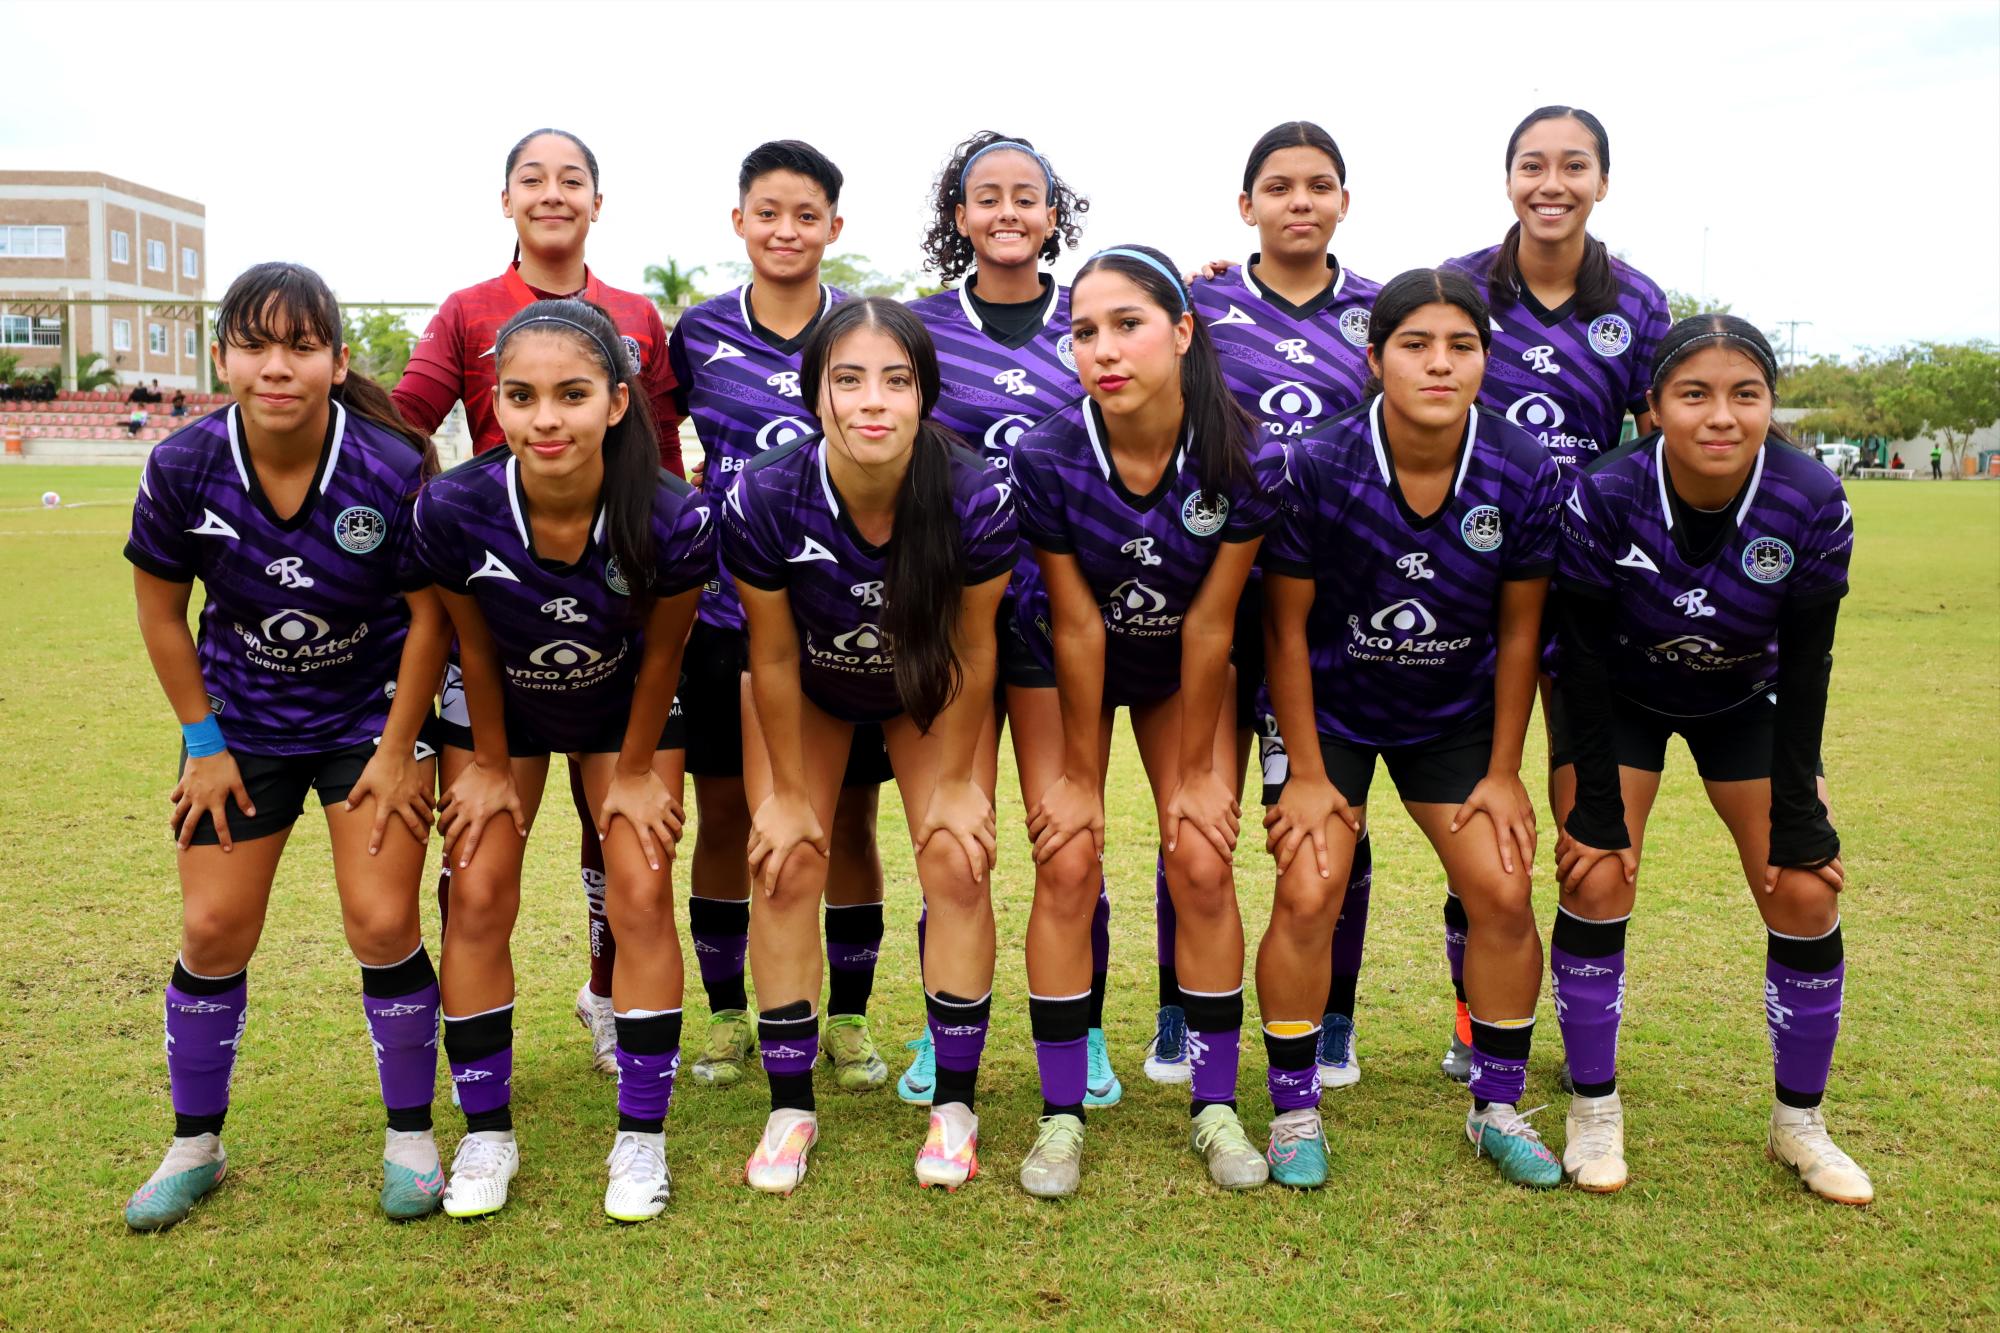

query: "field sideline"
xmin=0 ymin=467 xmax=1994 ymax=1329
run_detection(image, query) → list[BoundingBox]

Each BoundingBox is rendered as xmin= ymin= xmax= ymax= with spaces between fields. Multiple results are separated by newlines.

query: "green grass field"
xmin=0 ymin=465 xmax=1994 ymax=1330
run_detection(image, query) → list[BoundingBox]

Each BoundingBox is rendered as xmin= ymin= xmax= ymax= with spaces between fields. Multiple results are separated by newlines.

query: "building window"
xmin=184 ymin=327 xmax=197 ymax=359
xmin=146 ymin=239 xmax=167 ymax=271
xmin=1 ymin=314 xmax=28 ymax=345
xmin=0 ymin=225 xmax=66 ymax=258
xmin=182 ymin=247 xmax=199 ymax=279
xmin=111 ymin=230 xmax=130 ymax=264
xmin=113 ymin=319 xmax=132 ymax=351
xmin=149 ymin=323 xmax=168 ymax=355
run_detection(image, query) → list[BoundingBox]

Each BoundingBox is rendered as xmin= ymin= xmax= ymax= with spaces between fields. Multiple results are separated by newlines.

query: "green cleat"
xmin=124 ymin=1135 xmax=227 ymax=1232
xmin=1191 ymin=1104 xmax=1269 ymax=1190
xmin=1019 ymin=1113 xmax=1086 ymax=1199
xmin=1266 ymin=1108 xmax=1329 ymax=1189
xmin=380 ymin=1129 xmax=445 ymax=1220
xmin=1466 ymin=1102 xmax=1563 ymax=1189
xmin=824 ymin=1013 xmax=888 ymax=1092
xmin=690 ymin=1009 xmax=753 ymax=1088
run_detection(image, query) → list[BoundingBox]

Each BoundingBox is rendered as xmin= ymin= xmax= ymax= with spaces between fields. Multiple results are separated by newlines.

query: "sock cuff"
xmin=171 ymin=958 xmax=246 ymax=995
xmin=1027 ymin=991 xmax=1090 ymax=1042
xmin=442 ymin=1005 xmax=513 ymax=1061
xmin=687 ymin=895 xmax=751 ymax=933
xmin=1442 ymin=893 xmax=1469 ymax=930
xmin=1767 ymin=920 xmax=1843 ymax=973
xmin=613 ymin=1009 xmax=684 ymax=1054
xmin=1552 ymin=906 xmax=1630 ymax=958
xmin=1263 ymin=1020 xmax=1319 ymax=1038
xmin=926 ymin=990 xmax=994 ymax=1023
xmin=1469 ymin=1016 xmax=1535 ymax=1062
xmin=359 ymin=945 xmax=435 ymax=998
xmin=1181 ymin=986 xmax=1244 ymax=1032
xmin=824 ymin=900 xmax=886 ymax=941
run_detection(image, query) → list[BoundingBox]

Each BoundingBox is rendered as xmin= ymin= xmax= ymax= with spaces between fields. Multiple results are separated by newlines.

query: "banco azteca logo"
xmin=261 ymin=608 xmax=330 ymax=644
xmin=1506 ymin=392 xmax=1564 ymax=433
xmin=755 ymin=415 xmax=812 ymax=451
xmin=985 ymin=414 xmax=1034 ymax=453
xmin=529 ymin=640 xmax=603 ymax=668
xmin=1105 ymin=579 xmax=1168 ymax=621
xmin=1369 ymin=598 xmax=1438 ymax=637
xmin=1258 ymin=380 xmax=1322 ymax=420
xmin=833 ymin=623 xmax=887 ymax=653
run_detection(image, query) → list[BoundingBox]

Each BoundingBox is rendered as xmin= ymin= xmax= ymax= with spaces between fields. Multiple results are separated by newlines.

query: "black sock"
xmin=169 ymin=962 xmax=245 ymax=1137
xmin=687 ymin=895 xmax=750 ymax=1013
xmin=1323 ymin=975 xmax=1358 ymax=1022
xmin=1263 ymin=1025 xmax=1319 ymax=1112
xmin=1444 ymin=893 xmax=1470 ymax=1004
xmin=612 ymin=1011 xmax=683 ymax=1133
xmin=443 ymin=1007 xmax=513 ymax=1134
xmin=1181 ymin=986 xmax=1243 ymax=1117
xmin=759 ymin=1001 xmax=817 ymax=1114
xmin=1088 ymin=971 xmax=1108 ymax=1029
xmin=364 ymin=941 xmax=441 ymax=1133
xmin=1551 ymin=909 xmax=1628 ymax=1098
xmin=824 ymin=901 xmax=884 ymax=1017
xmin=1158 ymin=962 xmax=1180 ymax=1010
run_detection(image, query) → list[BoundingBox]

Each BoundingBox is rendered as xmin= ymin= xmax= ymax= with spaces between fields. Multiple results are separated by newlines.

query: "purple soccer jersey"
xmin=721 ymin=433 xmax=1018 ymax=724
xmin=1557 ymin=436 xmax=1852 ymax=718
xmin=1442 ymin=245 xmax=1670 ymax=471
xmin=1010 ymin=397 xmax=1283 ymax=706
xmin=907 ymin=279 xmax=1077 ymax=469
xmin=1262 ymin=397 xmax=1561 ymax=748
xmin=412 ymin=450 xmax=716 ymax=753
xmin=668 ymin=284 xmax=847 ymax=633
xmin=1192 ymin=256 xmax=1381 ymax=438
xmin=124 ymin=403 xmax=426 ymax=756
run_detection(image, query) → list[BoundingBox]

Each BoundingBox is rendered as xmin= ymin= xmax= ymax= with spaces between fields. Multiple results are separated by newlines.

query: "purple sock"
xmin=824 ymin=902 xmax=884 ymax=1017
xmin=1443 ymin=890 xmax=1469 ymax=1002
xmin=1551 ymin=908 xmax=1627 ymax=1096
xmin=1263 ymin=1026 xmax=1320 ymax=1112
xmin=916 ymin=903 xmax=928 ymax=969
xmin=613 ymin=1009 xmax=683 ymax=1131
xmin=1182 ymin=986 xmax=1244 ymax=1108
xmin=359 ymin=946 xmax=439 ymax=1128
xmin=1090 ymin=886 xmax=1111 ymax=976
xmin=759 ymin=1018 xmax=819 ymax=1078
xmin=164 ymin=961 xmax=248 ymax=1136
xmin=925 ymin=990 xmax=992 ymax=1110
xmin=1766 ymin=923 xmax=1845 ymax=1108
xmin=1468 ymin=1017 xmax=1533 ymax=1107
xmin=1031 ymin=992 xmax=1091 ymax=1112
xmin=443 ymin=1006 xmax=514 ymax=1129
xmin=687 ymin=895 xmax=749 ymax=1013
xmin=1153 ymin=854 xmax=1175 ymax=967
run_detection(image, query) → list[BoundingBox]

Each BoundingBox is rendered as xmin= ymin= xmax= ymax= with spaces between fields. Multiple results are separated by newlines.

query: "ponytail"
xmin=1489 ymin=105 xmax=1622 ymax=320
xmin=334 ymin=373 xmax=438 ymax=478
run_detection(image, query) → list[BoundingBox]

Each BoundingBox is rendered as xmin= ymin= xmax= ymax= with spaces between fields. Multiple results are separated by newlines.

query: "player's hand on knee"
xmin=1264 ymin=773 xmax=1351 ymax=879
xmin=172 ymin=751 xmax=254 ymax=853
xmin=1163 ymin=768 xmax=1240 ymax=861
xmin=1556 ymin=834 xmax=1638 ymax=896
xmin=438 ymin=759 xmax=526 ymax=869
xmin=1028 ymin=773 xmax=1104 ymax=866
xmin=346 ymin=747 xmax=434 ymax=854
xmin=1764 ymin=856 xmax=1843 ymax=896
xmin=598 ymin=766 xmax=682 ymax=873
xmin=747 ymin=792 xmax=827 ymax=898
xmin=1452 ymin=771 xmax=1537 ymax=877
xmin=916 ymin=777 xmax=997 ymax=882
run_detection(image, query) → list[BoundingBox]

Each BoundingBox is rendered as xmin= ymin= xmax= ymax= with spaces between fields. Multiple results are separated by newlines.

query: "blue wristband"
xmin=182 ymin=715 xmax=226 ymax=758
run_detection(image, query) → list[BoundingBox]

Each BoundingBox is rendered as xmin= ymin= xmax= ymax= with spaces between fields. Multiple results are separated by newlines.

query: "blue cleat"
xmin=381 ymin=1129 xmax=445 ymax=1219
xmin=1266 ymin=1109 xmax=1329 ymax=1189
xmin=1467 ymin=1103 xmax=1563 ymax=1189
xmin=124 ymin=1135 xmax=227 ymax=1232
xmin=1082 ymin=1027 xmax=1123 ymax=1107
xmin=1143 ymin=1005 xmax=1191 ymax=1084
xmin=897 ymin=1034 xmax=935 ymax=1106
xmin=1317 ymin=1014 xmax=1360 ymax=1089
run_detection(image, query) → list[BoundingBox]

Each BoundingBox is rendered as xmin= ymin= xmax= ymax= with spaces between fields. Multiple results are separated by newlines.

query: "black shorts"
xmin=1549 ymin=689 xmax=1821 ymax=784
xmin=1233 ymin=576 xmax=1265 ymax=731
xmin=1261 ymin=713 xmax=1493 ymax=808
xmin=679 ymin=620 xmax=892 ymax=786
xmin=180 ymin=719 xmax=444 ymax=846
xmin=437 ymin=663 xmax=685 ymax=757
xmin=999 ymin=604 xmax=1056 ymax=690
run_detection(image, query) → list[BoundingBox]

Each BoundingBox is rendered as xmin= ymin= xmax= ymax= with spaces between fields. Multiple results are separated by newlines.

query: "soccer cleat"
xmin=1767 ymin=1103 xmax=1874 ymax=1206
xmin=1562 ymin=1092 xmax=1629 ymax=1193
xmin=824 ymin=1013 xmax=889 ymax=1092
xmin=603 ymin=1130 xmax=672 ymax=1222
xmin=915 ymin=1102 xmax=980 ymax=1190
xmin=123 ymin=1134 xmax=227 ymax=1231
xmin=689 ymin=1008 xmax=753 ymax=1088
xmin=1317 ymin=1014 xmax=1360 ymax=1090
xmin=441 ymin=1130 xmax=519 ymax=1218
xmin=1019 ymin=1113 xmax=1086 ymax=1199
xmin=1266 ymin=1108 xmax=1329 ymax=1189
xmin=380 ymin=1128 xmax=445 ymax=1219
xmin=1466 ymin=1102 xmax=1562 ymax=1189
xmin=1143 ymin=1005 xmax=1192 ymax=1084
xmin=575 ymin=984 xmax=618 ymax=1077
xmin=1083 ymin=1027 xmax=1123 ymax=1107
xmin=1191 ymin=1104 xmax=1269 ymax=1190
xmin=1442 ymin=1001 xmax=1473 ymax=1082
xmin=896 ymin=1034 xmax=936 ymax=1106
xmin=745 ymin=1109 xmax=818 ymax=1195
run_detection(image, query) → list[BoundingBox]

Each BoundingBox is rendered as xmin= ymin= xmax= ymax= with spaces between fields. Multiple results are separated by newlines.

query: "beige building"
xmin=0 ymin=171 xmax=206 ymax=389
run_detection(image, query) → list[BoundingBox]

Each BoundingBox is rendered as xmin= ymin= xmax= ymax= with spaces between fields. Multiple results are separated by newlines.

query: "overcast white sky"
xmin=6 ymin=0 xmax=1997 ymax=360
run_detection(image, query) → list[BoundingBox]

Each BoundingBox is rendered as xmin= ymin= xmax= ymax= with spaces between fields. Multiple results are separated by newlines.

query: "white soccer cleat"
xmin=603 ymin=1130 xmax=671 ymax=1222
xmin=1316 ymin=1015 xmax=1361 ymax=1090
xmin=914 ymin=1102 xmax=980 ymax=1190
xmin=1562 ymin=1091 xmax=1629 ymax=1193
xmin=745 ymin=1109 xmax=819 ymax=1195
xmin=575 ymin=984 xmax=618 ymax=1076
xmin=1768 ymin=1103 xmax=1873 ymax=1206
xmin=441 ymin=1130 xmax=519 ymax=1219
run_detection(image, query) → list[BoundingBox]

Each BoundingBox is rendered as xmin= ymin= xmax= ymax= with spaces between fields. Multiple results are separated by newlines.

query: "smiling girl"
xmin=1549 ymin=316 xmax=1869 ymax=1205
xmin=413 ymin=299 xmax=714 ymax=1221
xmin=723 ymin=297 xmax=1016 ymax=1194
xmin=1258 ymin=269 xmax=1562 ymax=1190
xmin=1008 ymin=246 xmax=1283 ymax=1197
xmin=122 ymin=263 xmax=446 ymax=1230
xmin=394 ymin=129 xmax=684 ymax=1080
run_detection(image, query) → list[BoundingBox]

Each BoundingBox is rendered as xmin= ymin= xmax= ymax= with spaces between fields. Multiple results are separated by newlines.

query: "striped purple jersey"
xmin=124 ymin=403 xmax=425 ymax=756
xmin=1011 ymin=397 xmax=1283 ymax=707
xmin=1263 ymin=398 xmax=1561 ymax=747
xmin=1192 ymin=255 xmax=1381 ymax=437
xmin=907 ymin=278 xmax=1077 ymax=468
xmin=722 ymin=433 xmax=1018 ymax=724
xmin=1442 ymin=245 xmax=1670 ymax=471
xmin=1557 ymin=437 xmax=1851 ymax=718
xmin=411 ymin=450 xmax=715 ymax=753
xmin=668 ymin=283 xmax=847 ymax=633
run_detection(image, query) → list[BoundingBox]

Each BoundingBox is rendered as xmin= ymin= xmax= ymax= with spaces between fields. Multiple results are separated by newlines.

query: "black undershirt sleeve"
xmin=1557 ymin=585 xmax=1631 ymax=851
xmin=1768 ymin=597 xmax=1842 ymax=867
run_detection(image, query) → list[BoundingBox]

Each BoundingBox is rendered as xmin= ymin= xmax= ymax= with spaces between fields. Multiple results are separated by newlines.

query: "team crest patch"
xmin=1181 ymin=490 xmax=1228 ymax=537
xmin=1742 ymin=536 xmax=1794 ymax=584
xmin=1338 ymin=307 xmax=1371 ymax=347
xmin=621 ymin=335 xmax=644 ymax=374
xmin=1460 ymin=505 xmax=1503 ymax=552
xmin=604 ymin=558 xmax=630 ymax=596
xmin=1056 ymin=334 xmax=1077 ymax=372
xmin=1587 ymin=314 xmax=1633 ymax=357
xmin=334 ymin=505 xmax=387 ymax=553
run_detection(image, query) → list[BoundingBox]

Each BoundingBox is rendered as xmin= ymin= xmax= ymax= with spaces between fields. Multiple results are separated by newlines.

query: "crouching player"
xmin=1550 ymin=315 xmax=1871 ymax=1204
xmin=123 ymin=262 xmax=447 ymax=1228
xmin=415 ymin=299 xmax=713 ymax=1221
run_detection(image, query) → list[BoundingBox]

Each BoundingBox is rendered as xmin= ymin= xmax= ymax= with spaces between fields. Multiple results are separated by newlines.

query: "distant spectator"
xmin=149 ymin=378 xmax=161 ymax=401
xmin=1930 ymin=445 xmax=1943 ymax=481
xmin=127 ymin=383 xmax=150 ymax=404
xmin=127 ymin=406 xmax=147 ymax=437
xmin=171 ymin=389 xmax=187 ymax=417
xmin=1891 ymin=452 xmax=1904 ymax=469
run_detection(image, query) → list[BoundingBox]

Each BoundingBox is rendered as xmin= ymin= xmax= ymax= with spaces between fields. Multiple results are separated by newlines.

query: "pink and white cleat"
xmin=745 ymin=1109 xmax=818 ymax=1195
xmin=915 ymin=1103 xmax=980 ymax=1190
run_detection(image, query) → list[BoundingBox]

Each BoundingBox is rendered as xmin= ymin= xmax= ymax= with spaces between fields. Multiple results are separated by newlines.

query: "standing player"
xmin=1436 ymin=106 xmax=1670 ymax=1082
xmin=392 ymin=128 xmax=683 ymax=1080
xmin=1009 ymin=246 xmax=1282 ymax=1198
xmin=669 ymin=141 xmax=895 ymax=1096
xmin=1187 ymin=120 xmax=1382 ymax=1094
xmin=1256 ymin=269 xmax=1562 ymax=1189
xmin=414 ymin=299 xmax=714 ymax=1221
xmin=1550 ymin=316 xmax=1870 ymax=1204
xmin=724 ymin=298 xmax=1016 ymax=1193
xmin=122 ymin=263 xmax=447 ymax=1229
xmin=904 ymin=131 xmax=1117 ymax=1108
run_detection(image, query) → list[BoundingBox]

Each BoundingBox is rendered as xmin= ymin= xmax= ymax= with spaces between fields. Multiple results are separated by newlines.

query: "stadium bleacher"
xmin=0 ymin=389 xmax=232 ymax=444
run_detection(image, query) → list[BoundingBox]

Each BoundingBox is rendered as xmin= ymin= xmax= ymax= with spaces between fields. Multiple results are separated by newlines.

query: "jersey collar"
xmin=957 ymin=270 xmax=1061 ymax=333
xmin=1082 ymin=398 xmax=1192 ymax=512
xmin=503 ymin=262 xmax=597 ymax=309
xmin=739 ymin=283 xmax=832 ymax=353
xmin=505 ymin=453 xmax=607 ymax=571
xmin=224 ymin=400 xmax=346 ymax=532
xmin=1239 ymin=253 xmax=1347 ymax=320
xmin=1367 ymin=394 xmax=1476 ymax=496
xmin=1653 ymin=436 xmax=1766 ymax=532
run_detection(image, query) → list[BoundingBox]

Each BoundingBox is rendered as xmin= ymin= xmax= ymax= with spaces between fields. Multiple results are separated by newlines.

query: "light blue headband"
xmin=499 ymin=314 xmax=626 ymax=385
xmin=1089 ymin=247 xmax=1189 ymax=313
xmin=958 ymin=140 xmax=1052 ymax=198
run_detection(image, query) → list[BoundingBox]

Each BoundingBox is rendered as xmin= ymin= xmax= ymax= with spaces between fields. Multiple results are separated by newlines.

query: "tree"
xmin=819 ymin=254 xmax=919 ymax=298
xmin=643 ymin=259 xmax=707 ymax=310
xmin=1783 ymin=352 xmax=1922 ymax=443
xmin=73 ymin=352 xmax=119 ymax=393
xmin=341 ymin=308 xmax=415 ymax=388
xmin=0 ymin=350 xmax=18 ymax=383
xmin=1879 ymin=341 xmax=2000 ymax=476
xmin=1666 ymin=289 xmax=1732 ymax=323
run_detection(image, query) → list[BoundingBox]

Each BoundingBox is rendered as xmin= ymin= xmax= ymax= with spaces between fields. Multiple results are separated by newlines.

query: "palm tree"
xmin=643 ymin=259 xmax=707 ymax=312
xmin=73 ymin=352 xmax=120 ymax=393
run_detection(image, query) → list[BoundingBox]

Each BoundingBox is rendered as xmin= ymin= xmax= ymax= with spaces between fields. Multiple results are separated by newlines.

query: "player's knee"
xmin=1463 ymin=881 xmax=1537 ymax=943
xmin=1166 ymin=842 xmax=1235 ymax=921
xmin=180 ymin=904 xmax=255 ymax=970
xmin=342 ymin=900 xmax=417 ymax=963
xmin=605 ymin=873 xmax=675 ymax=934
xmin=442 ymin=871 xmax=513 ymax=936
xmin=768 ymin=852 xmax=829 ymax=912
xmin=691 ymin=785 xmax=751 ymax=853
xmin=1033 ymin=839 xmax=1099 ymax=916
xmin=916 ymin=837 xmax=986 ymax=916
xmin=1272 ymin=870 xmax=1340 ymax=936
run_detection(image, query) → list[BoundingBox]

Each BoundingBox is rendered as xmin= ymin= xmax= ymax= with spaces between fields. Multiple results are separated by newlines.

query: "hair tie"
xmin=958 ymin=140 xmax=1053 ymax=198
xmin=1090 ymin=247 xmax=1190 ymax=313
xmin=498 ymin=314 xmax=626 ymax=384
xmin=1651 ymin=331 xmax=1778 ymax=393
